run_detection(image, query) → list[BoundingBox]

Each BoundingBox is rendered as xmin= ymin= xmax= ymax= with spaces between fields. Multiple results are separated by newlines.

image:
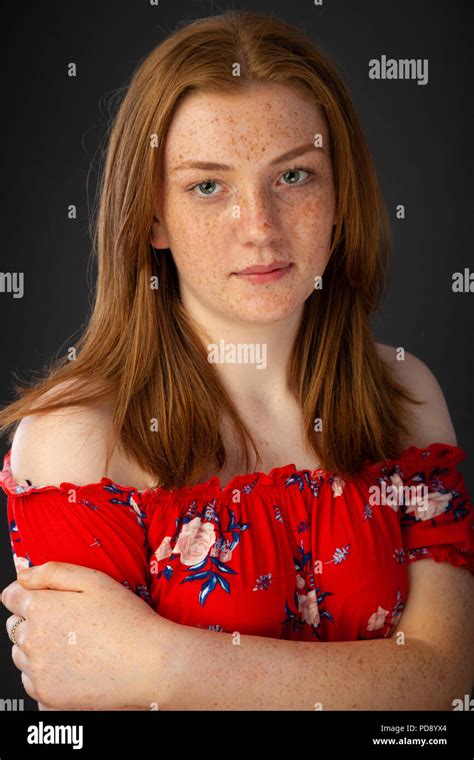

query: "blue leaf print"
xmin=280 ymin=586 xmax=336 ymax=639
xmin=231 ymin=530 xmax=240 ymax=547
xmin=202 ymin=498 xmax=220 ymax=525
xmin=454 ymin=500 xmax=468 ymax=520
xmin=285 ymin=472 xmax=306 ymax=492
xmin=9 ymin=519 xmax=21 ymax=543
xmin=409 ymin=471 xmax=427 ymax=485
xmin=241 ymin=477 xmax=259 ymax=495
xmin=363 ymin=503 xmax=373 ymax=520
xmin=181 ymin=570 xmax=211 ymax=582
xmin=319 ymin=609 xmax=335 ymax=624
xmin=216 ymin=574 xmax=231 ymax=593
xmin=393 ymin=548 xmax=405 ymax=564
xmin=199 ymin=575 xmax=218 ymax=606
xmin=103 ymin=483 xmax=146 ymax=529
xmin=316 ymin=589 xmax=335 ymax=604
xmin=293 ymin=546 xmax=312 ymax=574
xmin=280 ymin=597 xmax=305 ymax=635
xmin=302 ymin=471 xmax=325 ymax=498
xmin=253 ymin=573 xmax=272 ymax=590
xmin=325 ymin=544 xmax=351 ymax=565
xmin=273 ymin=505 xmax=284 ymax=523
xmin=387 ymin=588 xmax=405 ymax=635
xmin=135 ymin=584 xmax=152 ymax=605
xmin=296 ymin=520 xmax=310 ymax=534
xmin=77 ymin=499 xmax=100 ymax=512
xmin=210 ymin=557 xmax=238 ymax=574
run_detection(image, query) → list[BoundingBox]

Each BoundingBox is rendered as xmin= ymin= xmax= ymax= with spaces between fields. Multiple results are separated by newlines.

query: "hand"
xmin=1 ymin=561 xmax=169 ymax=710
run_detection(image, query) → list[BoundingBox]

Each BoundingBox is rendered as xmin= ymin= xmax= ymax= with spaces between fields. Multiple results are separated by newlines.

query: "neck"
xmin=183 ymin=297 xmax=304 ymax=412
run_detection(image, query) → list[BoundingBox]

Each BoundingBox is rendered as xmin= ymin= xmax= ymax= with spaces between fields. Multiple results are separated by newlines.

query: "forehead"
xmin=163 ymin=83 xmax=329 ymax=163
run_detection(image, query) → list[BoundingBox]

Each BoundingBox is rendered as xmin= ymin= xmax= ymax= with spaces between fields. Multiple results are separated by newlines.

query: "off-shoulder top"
xmin=1 ymin=442 xmax=473 ymax=643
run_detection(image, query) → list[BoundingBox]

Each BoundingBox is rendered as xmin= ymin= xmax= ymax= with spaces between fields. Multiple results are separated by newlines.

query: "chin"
xmin=228 ymin=298 xmax=304 ymax=324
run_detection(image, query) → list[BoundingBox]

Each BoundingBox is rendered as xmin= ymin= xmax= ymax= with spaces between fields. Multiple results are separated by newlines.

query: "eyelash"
xmin=186 ymin=165 xmax=316 ymax=199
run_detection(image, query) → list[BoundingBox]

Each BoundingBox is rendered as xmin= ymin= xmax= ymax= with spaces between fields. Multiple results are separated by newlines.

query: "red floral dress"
xmin=1 ymin=442 xmax=473 ymax=642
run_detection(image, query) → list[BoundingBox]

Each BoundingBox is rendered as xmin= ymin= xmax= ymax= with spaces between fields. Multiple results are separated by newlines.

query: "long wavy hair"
xmin=0 ymin=10 xmax=421 ymax=490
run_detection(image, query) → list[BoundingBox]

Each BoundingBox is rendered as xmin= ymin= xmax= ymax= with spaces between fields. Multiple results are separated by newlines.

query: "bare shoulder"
xmin=375 ymin=342 xmax=457 ymax=448
xmin=10 ymin=381 xmax=152 ymax=489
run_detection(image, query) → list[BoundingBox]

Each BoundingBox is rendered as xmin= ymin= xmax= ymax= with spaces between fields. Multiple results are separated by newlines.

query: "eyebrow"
xmin=171 ymin=142 xmax=324 ymax=173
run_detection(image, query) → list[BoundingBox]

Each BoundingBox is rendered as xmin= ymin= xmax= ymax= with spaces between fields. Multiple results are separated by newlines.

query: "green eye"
xmin=189 ymin=180 xmax=222 ymax=198
xmin=280 ymin=168 xmax=312 ymax=185
xmin=196 ymin=181 xmax=218 ymax=195
xmin=187 ymin=166 xmax=315 ymax=200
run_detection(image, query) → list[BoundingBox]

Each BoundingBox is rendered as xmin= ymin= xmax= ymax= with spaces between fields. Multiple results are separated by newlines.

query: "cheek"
xmin=166 ymin=193 xmax=226 ymax=253
xmin=284 ymin=194 xmax=335 ymax=266
xmin=288 ymin=189 xmax=334 ymax=233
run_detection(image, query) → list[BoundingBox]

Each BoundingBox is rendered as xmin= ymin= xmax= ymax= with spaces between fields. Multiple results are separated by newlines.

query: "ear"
xmin=151 ymin=213 xmax=170 ymax=249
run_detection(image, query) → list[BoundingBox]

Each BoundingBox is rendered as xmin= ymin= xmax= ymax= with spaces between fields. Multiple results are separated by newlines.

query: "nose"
xmin=232 ymin=185 xmax=281 ymax=247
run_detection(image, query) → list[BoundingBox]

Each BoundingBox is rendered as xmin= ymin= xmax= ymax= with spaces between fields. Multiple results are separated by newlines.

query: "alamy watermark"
xmin=369 ymin=55 xmax=429 ymax=86
xmin=207 ymin=340 xmax=267 ymax=369
xmin=0 ymin=272 xmax=24 ymax=298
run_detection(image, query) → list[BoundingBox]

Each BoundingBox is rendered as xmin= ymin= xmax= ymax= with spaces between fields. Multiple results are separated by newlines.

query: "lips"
xmin=235 ymin=261 xmax=291 ymax=275
xmin=232 ymin=263 xmax=293 ymax=285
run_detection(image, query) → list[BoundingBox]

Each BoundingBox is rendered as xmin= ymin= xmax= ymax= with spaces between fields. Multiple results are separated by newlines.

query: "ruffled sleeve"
xmin=0 ymin=449 xmax=153 ymax=605
xmin=391 ymin=443 xmax=474 ymax=574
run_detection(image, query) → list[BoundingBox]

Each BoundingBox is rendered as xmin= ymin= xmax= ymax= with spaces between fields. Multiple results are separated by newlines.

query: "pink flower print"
xmin=154 ymin=536 xmax=173 ymax=562
xmin=129 ymin=493 xmax=141 ymax=517
xmin=331 ymin=476 xmax=345 ymax=497
xmin=367 ymin=605 xmax=388 ymax=631
xmin=13 ymin=553 xmax=30 ymax=574
xmin=173 ymin=516 xmax=216 ymax=566
xmin=387 ymin=473 xmax=405 ymax=510
xmin=210 ymin=540 xmax=233 ymax=562
xmin=297 ymin=588 xmax=320 ymax=627
xmin=296 ymin=573 xmax=306 ymax=590
xmin=390 ymin=609 xmax=402 ymax=630
xmin=404 ymin=489 xmax=452 ymax=521
xmin=219 ymin=547 xmax=233 ymax=562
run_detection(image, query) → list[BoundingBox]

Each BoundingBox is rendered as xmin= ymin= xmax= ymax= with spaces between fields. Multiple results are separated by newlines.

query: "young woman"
xmin=0 ymin=11 xmax=473 ymax=711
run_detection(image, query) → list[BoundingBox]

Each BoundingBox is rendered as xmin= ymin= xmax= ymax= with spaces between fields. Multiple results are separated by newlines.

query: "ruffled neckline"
xmin=176 ymin=442 xmax=465 ymax=496
xmin=0 ymin=442 xmax=466 ymax=498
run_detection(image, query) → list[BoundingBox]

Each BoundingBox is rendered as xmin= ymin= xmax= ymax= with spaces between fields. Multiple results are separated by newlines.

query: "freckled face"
xmin=152 ymin=83 xmax=337 ymax=324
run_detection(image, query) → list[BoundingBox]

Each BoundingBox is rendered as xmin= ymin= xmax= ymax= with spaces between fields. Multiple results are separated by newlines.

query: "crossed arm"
xmin=33 ymin=557 xmax=472 ymax=711
xmin=137 ymin=559 xmax=474 ymax=711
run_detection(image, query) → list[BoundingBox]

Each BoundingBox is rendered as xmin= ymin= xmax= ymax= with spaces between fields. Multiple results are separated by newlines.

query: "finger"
xmin=1 ymin=582 xmax=29 ymax=617
xmin=21 ymin=670 xmax=39 ymax=701
xmin=1 ymin=579 xmax=20 ymax=604
xmin=11 ymin=643 xmax=32 ymax=680
xmin=17 ymin=561 xmax=107 ymax=592
xmin=6 ymin=614 xmax=27 ymax=648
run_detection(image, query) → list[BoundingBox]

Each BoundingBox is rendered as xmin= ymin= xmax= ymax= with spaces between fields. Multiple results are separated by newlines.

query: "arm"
xmin=2 ymin=403 xmax=154 ymax=710
xmin=148 ymin=560 xmax=474 ymax=711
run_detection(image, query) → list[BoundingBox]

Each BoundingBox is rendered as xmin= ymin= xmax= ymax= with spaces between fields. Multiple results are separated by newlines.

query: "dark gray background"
xmin=0 ymin=0 xmax=472 ymax=708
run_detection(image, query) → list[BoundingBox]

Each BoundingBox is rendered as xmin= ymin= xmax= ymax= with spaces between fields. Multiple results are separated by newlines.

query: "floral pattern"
xmin=1 ymin=443 xmax=473 ymax=644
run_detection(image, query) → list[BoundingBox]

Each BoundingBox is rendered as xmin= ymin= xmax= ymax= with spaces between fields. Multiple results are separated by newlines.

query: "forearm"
xmin=150 ymin=621 xmax=461 ymax=711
